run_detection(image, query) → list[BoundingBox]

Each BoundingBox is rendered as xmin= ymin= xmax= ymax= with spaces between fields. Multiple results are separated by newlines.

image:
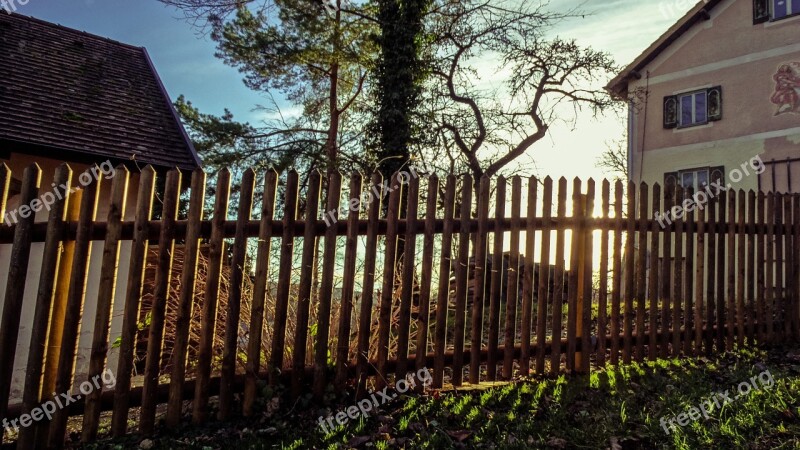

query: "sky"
xmin=8 ymin=0 xmax=686 ymax=180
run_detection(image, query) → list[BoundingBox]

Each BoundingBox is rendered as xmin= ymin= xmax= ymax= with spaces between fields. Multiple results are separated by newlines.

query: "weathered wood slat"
xmin=218 ymin=169 xmax=255 ymax=418
xmin=396 ymin=174 xmax=419 ymax=380
xmin=766 ymin=193 xmax=775 ymax=344
xmin=647 ymin=184 xmax=660 ymax=361
xmin=140 ymin=169 xmax=182 ymax=435
xmin=292 ymin=171 xmax=322 ymax=397
xmin=452 ymin=175 xmax=473 ymax=386
xmin=0 ymin=164 xmax=40 ymax=446
xmin=694 ymin=194 xmax=706 ymax=353
xmin=432 ymin=176 xmax=456 ymax=388
xmin=193 ymin=169 xmax=231 ymax=423
xmin=716 ymin=190 xmax=727 ymax=351
xmin=610 ymin=181 xmax=623 ymax=365
xmin=356 ymin=173 xmax=383 ymax=396
xmin=579 ymin=179 xmax=595 ymax=374
xmin=503 ymin=177 xmax=522 ymax=379
xmin=376 ymin=173 xmax=403 ymax=388
xmin=705 ymin=191 xmax=718 ymax=356
xmin=243 ymin=169 xmax=278 ymax=415
xmin=17 ymin=165 xmax=70 ymax=449
xmin=551 ymin=178 xmax=567 ymax=374
xmin=672 ymin=185 xmax=683 ymax=357
xmin=470 ymin=176 xmax=490 ymax=383
xmin=335 ymin=173 xmax=362 ymax=390
xmin=415 ymin=175 xmax=439 ymax=386
xmin=535 ymin=178 xmax=553 ymax=374
xmin=520 ymin=177 xmax=538 ymax=375
xmin=112 ymin=166 xmax=156 ymax=436
xmin=623 ymin=182 xmax=635 ymax=365
xmin=598 ymin=180 xmax=611 ymax=367
xmin=726 ymin=190 xmax=736 ymax=350
xmin=635 ymin=183 xmax=648 ymax=362
xmin=756 ymin=193 xmax=766 ymax=345
xmin=82 ymin=166 xmax=130 ymax=442
xmin=684 ymin=191 xmax=695 ymax=356
xmin=746 ymin=191 xmax=756 ymax=344
xmin=566 ymin=178 xmax=582 ymax=372
xmin=314 ymin=171 xmax=342 ymax=397
xmin=736 ymin=190 xmax=746 ymax=347
xmin=660 ymin=184 xmax=674 ymax=359
xmin=487 ymin=177 xmax=505 ymax=381
xmin=49 ymin=167 xmax=100 ymax=447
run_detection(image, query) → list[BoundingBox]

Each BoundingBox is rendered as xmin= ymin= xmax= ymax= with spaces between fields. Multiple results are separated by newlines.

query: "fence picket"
xmin=766 ymin=193 xmax=775 ymax=344
xmin=535 ymin=178 xmax=553 ymax=374
xmin=487 ymin=177 xmax=505 ymax=380
xmin=335 ymin=173 xmax=362 ymax=390
xmin=551 ymin=178 xmax=567 ymax=375
xmin=396 ymin=174 xmax=419 ymax=380
xmin=672 ymin=185 xmax=684 ymax=357
xmin=452 ymin=175 xmax=473 ymax=386
xmin=598 ymin=180 xmax=611 ymax=367
xmin=623 ymin=182 xmax=635 ymax=365
xmin=193 ymin=169 xmax=231 ymax=423
xmin=112 ymin=166 xmax=155 ymax=435
xmin=567 ymin=178 xmax=582 ymax=372
xmin=50 ymin=168 xmax=100 ymax=447
xmin=470 ymin=176 xmax=490 ymax=383
xmin=727 ymin=190 xmax=737 ymax=350
xmin=635 ymin=183 xmax=648 ymax=362
xmin=415 ymin=175 xmax=439 ymax=384
xmin=648 ymin=184 xmax=660 ymax=361
xmin=244 ymin=169 xmax=278 ymax=415
xmin=503 ymin=177 xmax=522 ymax=379
xmin=520 ymin=177 xmax=538 ymax=375
xmin=377 ymin=173 xmax=403 ymax=388
xmin=82 ymin=166 xmax=130 ymax=442
xmin=432 ymin=176 xmax=456 ymax=388
xmin=610 ymin=181 xmax=623 ymax=365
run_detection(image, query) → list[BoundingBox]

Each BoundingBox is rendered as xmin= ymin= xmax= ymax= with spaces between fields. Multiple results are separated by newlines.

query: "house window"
xmin=754 ymin=0 xmax=798 ymax=22
xmin=772 ymin=0 xmax=797 ymax=19
xmin=664 ymin=166 xmax=725 ymax=196
xmin=663 ymin=86 xmax=722 ymax=129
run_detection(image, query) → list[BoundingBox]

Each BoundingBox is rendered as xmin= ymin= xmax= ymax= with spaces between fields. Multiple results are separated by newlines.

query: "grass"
xmin=75 ymin=346 xmax=800 ymax=449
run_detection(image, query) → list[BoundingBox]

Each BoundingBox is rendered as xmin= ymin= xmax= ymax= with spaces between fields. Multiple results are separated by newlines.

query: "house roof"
xmin=606 ymin=0 xmax=726 ymax=99
xmin=0 ymin=13 xmax=201 ymax=170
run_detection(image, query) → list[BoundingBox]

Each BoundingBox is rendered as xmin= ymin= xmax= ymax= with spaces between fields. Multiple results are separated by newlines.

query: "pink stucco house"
xmin=607 ymin=0 xmax=800 ymax=193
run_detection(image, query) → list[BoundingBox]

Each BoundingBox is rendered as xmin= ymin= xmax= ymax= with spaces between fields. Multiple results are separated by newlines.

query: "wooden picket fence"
xmin=0 ymin=162 xmax=799 ymax=448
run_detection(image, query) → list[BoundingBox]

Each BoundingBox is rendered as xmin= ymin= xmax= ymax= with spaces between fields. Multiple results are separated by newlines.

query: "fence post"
xmin=574 ymin=192 xmax=588 ymax=373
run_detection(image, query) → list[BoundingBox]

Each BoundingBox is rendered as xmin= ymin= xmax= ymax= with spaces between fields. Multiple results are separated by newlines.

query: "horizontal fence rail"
xmin=0 ymin=163 xmax=798 ymax=448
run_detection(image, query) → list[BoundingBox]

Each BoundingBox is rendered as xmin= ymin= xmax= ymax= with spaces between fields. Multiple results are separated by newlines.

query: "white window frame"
xmin=772 ymin=0 xmax=798 ymax=19
xmin=677 ymin=91 xmax=708 ymax=128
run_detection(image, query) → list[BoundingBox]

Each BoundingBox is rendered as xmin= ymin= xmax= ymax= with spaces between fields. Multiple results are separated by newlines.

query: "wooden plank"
xmin=487 ymin=177 xmax=505 ymax=381
xmin=192 ymin=168 xmax=231 ymax=424
xmin=635 ymin=183 xmax=648 ymax=362
xmin=396 ymin=173 xmax=419 ymax=380
xmin=775 ymin=193 xmax=785 ymax=342
xmin=746 ymin=191 xmax=757 ymax=344
xmin=0 ymin=163 xmax=9 ymax=220
xmin=672 ymin=185 xmax=684 ymax=357
xmin=566 ymin=179 xmax=582 ymax=372
xmin=535 ymin=178 xmax=553 ymax=374
xmin=736 ymin=190 xmax=746 ymax=347
xmin=598 ymin=180 xmax=611 ymax=367
xmin=793 ymin=194 xmax=800 ymax=340
xmin=648 ymin=184 xmax=660 ymax=361
xmin=520 ymin=177 xmax=538 ymax=375
xmin=683 ymin=190 xmax=695 ymax=356
xmin=503 ymin=177 xmax=522 ymax=379
xmin=432 ymin=176 xmax=456 ymax=388
xmin=0 ymin=164 xmax=40 ymax=446
xmin=705 ymin=190 xmax=717 ymax=356
xmin=451 ymin=175 xmax=473 ymax=386
xmin=783 ymin=194 xmax=798 ymax=340
xmin=140 ymin=169 xmax=182 ymax=434
xmin=218 ymin=168 xmax=255 ymax=418
xmin=579 ymin=179 xmax=595 ymax=374
xmin=415 ymin=175 xmax=439 ymax=387
xmin=623 ymin=181 xmax=635 ymax=365
xmin=470 ymin=176 xmax=490 ymax=384
xmin=726 ymin=189 xmax=737 ymax=350
xmin=376 ymin=173 xmax=403 ymax=387
xmin=694 ymin=196 xmax=706 ymax=354
xmin=243 ymin=169 xmax=278 ymax=415
xmin=661 ymin=183 xmax=674 ymax=358
xmin=49 ymin=167 xmax=100 ymax=447
xmin=356 ymin=173 xmax=383 ymax=396
xmin=756 ymin=192 xmax=767 ymax=345
xmin=82 ymin=166 xmax=130 ymax=442
xmin=335 ymin=173 xmax=362 ymax=390
xmin=314 ymin=170 xmax=342 ymax=397
xmin=17 ymin=165 xmax=71 ymax=449
xmin=611 ymin=181 xmax=623 ymax=365
xmin=716 ymin=190 xmax=727 ymax=351
xmin=291 ymin=170 xmax=322 ymax=397
xmin=551 ymin=177 xmax=567 ymax=375
xmin=766 ymin=193 xmax=775 ymax=344
xmin=111 ymin=166 xmax=156 ymax=436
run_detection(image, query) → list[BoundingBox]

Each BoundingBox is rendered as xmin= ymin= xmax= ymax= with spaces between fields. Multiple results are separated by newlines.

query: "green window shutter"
xmin=707 ymin=86 xmax=722 ymax=121
xmin=663 ymin=95 xmax=678 ymax=129
xmin=754 ymin=0 xmax=770 ymax=23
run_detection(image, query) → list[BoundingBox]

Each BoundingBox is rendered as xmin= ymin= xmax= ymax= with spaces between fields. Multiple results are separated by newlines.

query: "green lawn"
xmin=79 ymin=347 xmax=800 ymax=449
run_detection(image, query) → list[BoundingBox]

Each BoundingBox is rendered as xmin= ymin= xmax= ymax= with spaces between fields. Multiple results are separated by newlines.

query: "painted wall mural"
xmin=772 ymin=62 xmax=800 ymax=116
